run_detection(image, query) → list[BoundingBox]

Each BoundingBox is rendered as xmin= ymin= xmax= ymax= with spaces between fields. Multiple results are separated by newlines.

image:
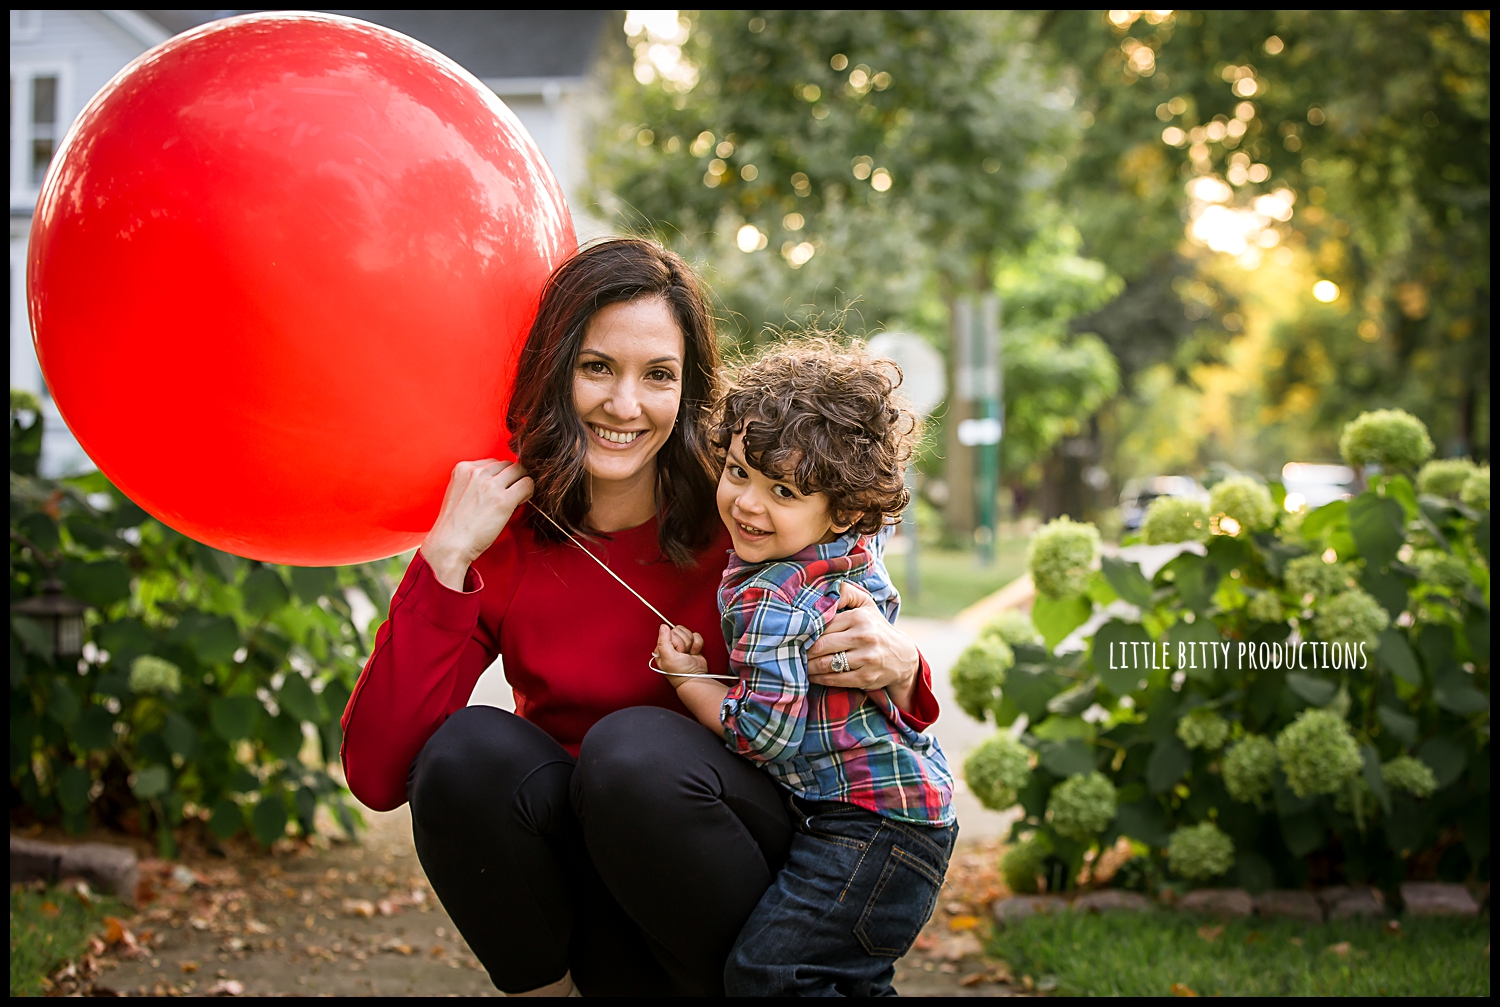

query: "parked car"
xmin=1118 ymin=475 xmax=1209 ymax=533
xmin=1280 ymin=462 xmax=1355 ymax=512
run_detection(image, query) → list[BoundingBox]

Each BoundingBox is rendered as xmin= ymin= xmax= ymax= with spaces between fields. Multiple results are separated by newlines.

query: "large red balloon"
xmin=28 ymin=12 xmax=575 ymax=565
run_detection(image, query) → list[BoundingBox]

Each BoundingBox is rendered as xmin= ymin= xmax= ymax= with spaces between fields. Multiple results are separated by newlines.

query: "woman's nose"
xmin=603 ymin=379 xmax=643 ymax=421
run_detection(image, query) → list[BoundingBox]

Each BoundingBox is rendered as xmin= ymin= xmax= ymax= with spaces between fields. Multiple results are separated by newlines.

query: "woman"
xmin=340 ymin=239 xmax=940 ymax=996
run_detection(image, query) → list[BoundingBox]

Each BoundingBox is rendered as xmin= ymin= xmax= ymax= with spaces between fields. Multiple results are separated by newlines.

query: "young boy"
xmin=653 ymin=339 xmax=956 ymax=998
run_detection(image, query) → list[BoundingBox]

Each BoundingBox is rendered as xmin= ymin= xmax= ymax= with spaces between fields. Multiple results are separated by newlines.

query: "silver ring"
xmin=830 ymin=651 xmax=850 ymax=674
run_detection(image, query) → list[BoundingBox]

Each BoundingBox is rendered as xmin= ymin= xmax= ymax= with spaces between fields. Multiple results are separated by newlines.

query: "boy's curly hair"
xmin=711 ymin=338 xmax=921 ymax=536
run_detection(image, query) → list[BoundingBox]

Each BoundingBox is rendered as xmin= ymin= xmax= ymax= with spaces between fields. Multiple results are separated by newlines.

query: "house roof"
xmin=138 ymin=10 xmax=614 ymax=81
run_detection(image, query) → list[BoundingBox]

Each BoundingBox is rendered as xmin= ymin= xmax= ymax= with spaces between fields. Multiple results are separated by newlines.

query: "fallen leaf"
xmin=40 ymin=901 xmax=61 ymax=919
xmin=1325 ymin=941 xmax=1352 ymax=957
xmin=342 ymin=898 xmax=377 ymax=919
xmin=377 ymin=898 xmax=402 ymax=917
xmin=958 ymin=972 xmax=988 ymax=987
xmin=1021 ymin=975 xmax=1035 ymax=991
xmin=1289 ymin=937 xmax=1304 ymax=947
xmin=206 ymin=979 xmax=245 ymax=996
xmin=948 ymin=914 xmax=980 ymax=932
xmin=103 ymin=917 xmax=126 ymax=945
xmin=1244 ymin=931 xmax=1263 ymax=945
xmin=1170 ymin=982 xmax=1199 ymax=997
xmin=430 ymin=944 xmax=445 ymax=957
xmin=1197 ymin=925 xmax=1224 ymax=943
xmin=1384 ymin=920 xmax=1401 ymax=937
xmin=181 ymin=962 xmax=200 ymax=974
xmin=913 ymin=933 xmax=937 ymax=952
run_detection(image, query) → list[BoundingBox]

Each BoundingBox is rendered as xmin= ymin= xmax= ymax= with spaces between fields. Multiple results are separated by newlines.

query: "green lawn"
xmin=988 ymin=909 xmax=1490 ymax=997
xmin=10 ymin=884 xmax=123 ymax=997
xmin=885 ymin=536 xmax=1029 ymax=619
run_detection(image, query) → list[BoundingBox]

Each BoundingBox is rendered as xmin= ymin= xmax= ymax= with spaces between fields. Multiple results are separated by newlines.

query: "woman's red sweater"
xmin=340 ymin=511 xmax=941 ymax=812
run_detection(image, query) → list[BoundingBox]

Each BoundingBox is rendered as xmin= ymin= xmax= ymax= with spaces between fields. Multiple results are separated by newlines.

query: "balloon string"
xmin=531 ymin=505 xmax=737 ymax=681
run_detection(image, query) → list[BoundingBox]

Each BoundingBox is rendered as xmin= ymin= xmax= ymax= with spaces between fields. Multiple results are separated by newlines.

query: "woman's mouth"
xmin=590 ymin=424 xmax=644 ymax=446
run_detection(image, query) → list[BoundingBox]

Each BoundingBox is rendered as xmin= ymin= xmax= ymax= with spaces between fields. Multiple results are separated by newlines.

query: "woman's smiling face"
xmin=573 ymin=296 xmax=685 ymax=487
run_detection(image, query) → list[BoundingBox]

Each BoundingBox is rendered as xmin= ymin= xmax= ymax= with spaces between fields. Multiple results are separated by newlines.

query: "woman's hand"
xmin=807 ymin=582 xmax=921 ymax=711
xmin=420 ymin=459 xmax=534 ymax=591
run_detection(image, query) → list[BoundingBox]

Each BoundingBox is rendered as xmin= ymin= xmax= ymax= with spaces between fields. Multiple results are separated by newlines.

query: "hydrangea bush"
xmin=960 ymin=409 xmax=1489 ymax=894
xmin=10 ymin=396 xmax=390 ymax=854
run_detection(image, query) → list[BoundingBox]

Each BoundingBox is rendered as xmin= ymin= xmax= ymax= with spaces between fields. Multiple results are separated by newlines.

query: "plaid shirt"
xmin=717 ymin=527 xmax=955 ymax=826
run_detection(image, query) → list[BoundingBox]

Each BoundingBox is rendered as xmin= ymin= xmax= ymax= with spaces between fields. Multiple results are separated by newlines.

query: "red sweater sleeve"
xmin=899 ymin=654 xmax=940 ymax=734
xmin=340 ymin=552 xmax=496 ymax=811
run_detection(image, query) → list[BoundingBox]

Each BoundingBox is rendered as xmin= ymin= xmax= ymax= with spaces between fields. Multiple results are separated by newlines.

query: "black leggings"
xmin=407 ymin=705 xmax=794 ymax=996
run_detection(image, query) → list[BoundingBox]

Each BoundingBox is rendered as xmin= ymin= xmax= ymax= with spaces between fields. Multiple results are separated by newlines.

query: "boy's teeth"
xmin=592 ymin=425 xmax=640 ymax=444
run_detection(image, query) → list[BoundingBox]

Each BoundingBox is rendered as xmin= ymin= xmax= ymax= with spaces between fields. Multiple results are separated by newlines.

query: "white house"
xmin=10 ymin=9 xmax=617 ymax=476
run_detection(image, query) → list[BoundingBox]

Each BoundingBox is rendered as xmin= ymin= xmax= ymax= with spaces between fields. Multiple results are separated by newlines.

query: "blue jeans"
xmin=725 ymin=796 xmax=958 ymax=997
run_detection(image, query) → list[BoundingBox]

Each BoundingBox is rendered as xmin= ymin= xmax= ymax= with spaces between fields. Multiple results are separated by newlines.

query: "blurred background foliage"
xmin=592 ymin=9 xmax=1489 ymax=530
xmin=10 ymin=394 xmax=397 ymax=853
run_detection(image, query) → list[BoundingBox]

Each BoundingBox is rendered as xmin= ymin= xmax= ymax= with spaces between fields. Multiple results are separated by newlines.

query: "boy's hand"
xmin=655 ymin=624 xmax=709 ymax=685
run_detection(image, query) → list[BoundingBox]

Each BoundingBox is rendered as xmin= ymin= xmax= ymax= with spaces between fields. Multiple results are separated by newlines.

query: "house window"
xmin=30 ymin=75 xmax=58 ymax=185
xmin=10 ymin=66 xmax=69 ymax=204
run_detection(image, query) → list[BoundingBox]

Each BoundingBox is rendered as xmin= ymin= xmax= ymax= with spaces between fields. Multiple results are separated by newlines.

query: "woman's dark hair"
xmin=506 ymin=238 xmax=721 ymax=566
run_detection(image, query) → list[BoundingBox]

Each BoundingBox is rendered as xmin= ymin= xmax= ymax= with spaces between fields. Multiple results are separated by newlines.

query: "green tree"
xmin=1042 ymin=10 xmax=1490 ymax=463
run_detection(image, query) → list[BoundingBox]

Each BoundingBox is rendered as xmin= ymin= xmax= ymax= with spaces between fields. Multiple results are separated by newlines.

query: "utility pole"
xmin=956 ymin=295 xmax=1002 ymax=564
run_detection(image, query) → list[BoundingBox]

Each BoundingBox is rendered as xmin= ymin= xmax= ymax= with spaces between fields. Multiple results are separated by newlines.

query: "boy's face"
xmin=717 ymin=431 xmax=850 ymax=563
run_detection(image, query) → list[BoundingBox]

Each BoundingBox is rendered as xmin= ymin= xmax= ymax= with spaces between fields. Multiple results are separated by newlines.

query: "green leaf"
xmin=209 ymin=797 xmax=243 ymax=840
xmin=321 ymin=679 xmax=353 ymax=723
xmin=9 ymin=634 xmax=24 ymax=688
xmin=264 ymin=714 xmax=305 ymax=761
xmin=1349 ymin=492 xmax=1405 ymax=567
xmin=131 ymin=765 xmax=171 ymax=799
xmin=1285 ymin=672 xmax=1337 ymax=707
xmin=94 ymin=618 xmax=155 ymax=665
xmin=251 ymin=794 xmax=288 ymax=846
xmin=195 ymin=545 xmax=242 ymax=582
xmin=277 ymin=673 xmax=322 ymax=724
xmin=1279 ymin=811 xmax=1325 ymax=857
xmin=1145 ymin=736 xmax=1190 ymax=793
xmin=210 ymin=696 xmax=261 ymax=741
xmin=228 ymin=767 xmax=261 ymax=793
xmin=1164 ymin=553 xmax=1218 ymax=612
xmin=1038 ymin=738 xmax=1095 ymax=777
xmin=1166 ymin=618 xmax=1222 ymax=684
xmin=1377 ymin=705 xmax=1418 ymax=745
xmin=170 ymin=613 xmax=241 ymax=666
xmin=18 ymin=512 xmax=61 ymax=552
xmin=1092 ymin=620 xmax=1153 ymax=696
xmin=1378 ymin=629 xmax=1422 ymax=686
xmin=1361 ymin=744 xmax=1391 ymax=815
xmin=59 ymin=559 xmax=132 ymax=609
xmin=1033 ymin=593 xmax=1091 ymax=651
xmin=294 ymin=786 xmax=317 ymax=830
xmin=1045 ymin=678 xmax=1099 ymax=717
xmin=289 ymin=566 xmax=340 ymax=604
xmin=1433 ymin=679 xmax=1490 ymax=715
xmin=320 ymin=720 xmax=342 ymax=766
xmin=1002 ymin=664 xmax=1067 ymax=720
xmin=1234 ymin=851 xmax=1276 ymax=895
xmin=47 ymin=679 xmax=82 ymax=726
xmin=73 ymin=705 xmax=117 ymax=751
xmin=1416 ymin=736 xmax=1466 ymax=789
xmin=57 ymin=765 xmax=93 ymax=814
xmin=1100 ymin=555 xmax=1153 ymax=607
xmin=242 ymin=567 xmax=291 ymax=618
xmin=1465 ymin=608 xmax=1490 ymax=663
xmin=12 ymin=615 xmax=53 ymax=660
xmin=162 ymin=712 xmax=199 ymax=759
xmin=1115 ymin=799 xmax=1170 ymax=847
xmin=1298 ymin=499 xmax=1348 ymax=543
xmin=1383 ymin=476 xmax=1419 ymax=519
xmin=1360 ymin=566 xmax=1408 ymax=617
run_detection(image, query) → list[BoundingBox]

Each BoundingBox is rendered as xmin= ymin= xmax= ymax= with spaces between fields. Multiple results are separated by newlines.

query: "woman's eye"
xmin=581 ymin=360 xmax=609 ymax=375
xmin=647 ymin=368 xmax=678 ymax=382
